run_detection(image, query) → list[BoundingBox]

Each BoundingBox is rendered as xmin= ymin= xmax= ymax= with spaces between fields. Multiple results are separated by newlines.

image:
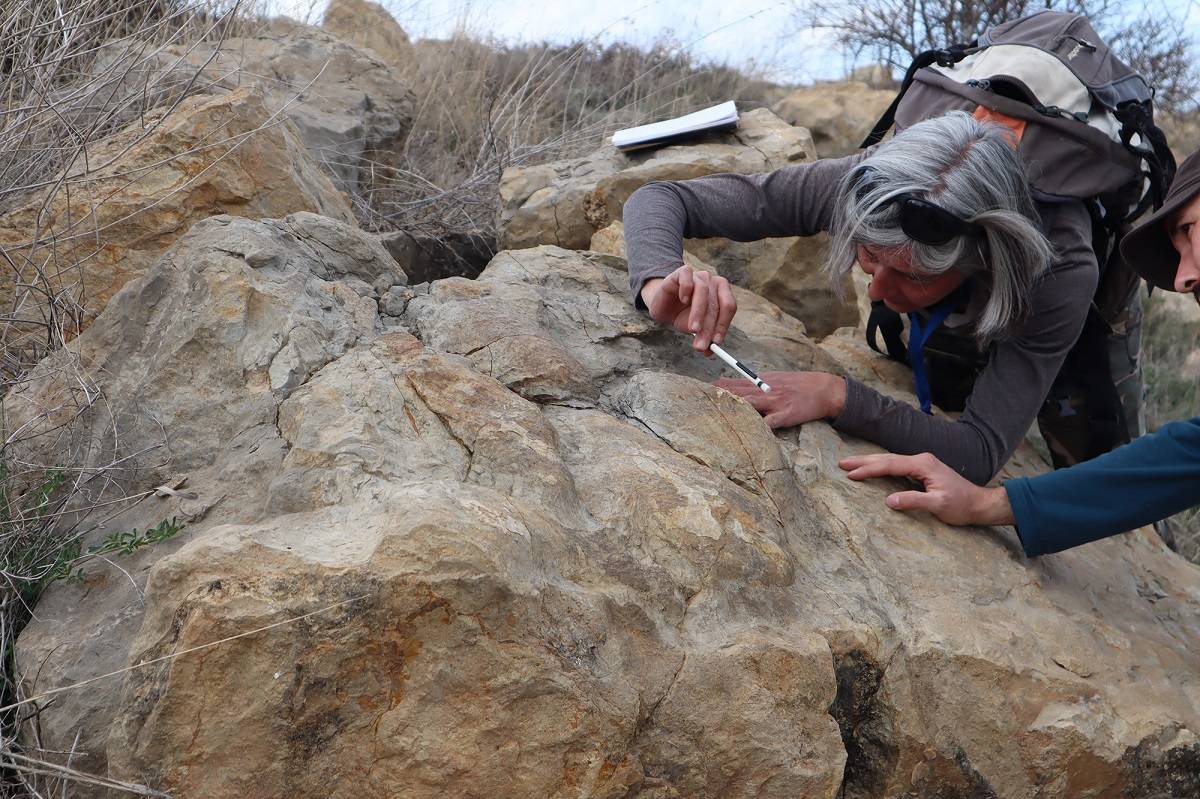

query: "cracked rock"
xmin=12 ymin=245 xmax=1200 ymax=799
xmin=0 ymin=88 xmax=355 ymax=328
xmin=9 ymin=213 xmax=381 ymax=780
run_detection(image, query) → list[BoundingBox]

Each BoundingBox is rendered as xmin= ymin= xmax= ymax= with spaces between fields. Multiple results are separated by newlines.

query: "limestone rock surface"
xmin=12 ymin=240 xmax=1200 ymax=799
xmin=9 ymin=212 xmax=399 ymax=779
xmin=772 ymin=82 xmax=894 ymax=158
xmin=322 ymin=0 xmax=416 ymax=69
xmin=0 ymin=88 xmax=353 ymax=326
xmin=158 ymin=27 xmax=416 ymax=196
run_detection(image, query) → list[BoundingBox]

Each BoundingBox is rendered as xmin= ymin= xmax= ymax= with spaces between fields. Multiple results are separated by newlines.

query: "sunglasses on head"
xmin=854 ymin=167 xmax=983 ymax=246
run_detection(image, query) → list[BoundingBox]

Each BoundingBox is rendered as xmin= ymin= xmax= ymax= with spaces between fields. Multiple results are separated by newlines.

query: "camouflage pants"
xmin=1037 ymin=289 xmax=1145 ymax=469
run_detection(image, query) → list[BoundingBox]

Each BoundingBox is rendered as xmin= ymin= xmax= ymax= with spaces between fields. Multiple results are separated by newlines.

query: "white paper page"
xmin=612 ymin=101 xmax=738 ymax=148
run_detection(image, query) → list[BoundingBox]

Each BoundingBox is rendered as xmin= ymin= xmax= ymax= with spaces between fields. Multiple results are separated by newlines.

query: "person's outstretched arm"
xmin=829 ymin=200 xmax=1099 ymax=485
xmin=1003 ymin=417 xmax=1200 ymax=555
xmin=839 ymin=416 xmax=1200 ymax=557
xmin=624 ymin=153 xmax=867 ymax=308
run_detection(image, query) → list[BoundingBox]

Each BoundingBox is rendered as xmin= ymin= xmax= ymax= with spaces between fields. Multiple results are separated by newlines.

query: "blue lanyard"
xmin=907 ymin=301 xmax=957 ymax=414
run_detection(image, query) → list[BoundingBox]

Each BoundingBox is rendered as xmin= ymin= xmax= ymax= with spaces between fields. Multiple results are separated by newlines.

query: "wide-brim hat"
xmin=1120 ymin=149 xmax=1200 ymax=290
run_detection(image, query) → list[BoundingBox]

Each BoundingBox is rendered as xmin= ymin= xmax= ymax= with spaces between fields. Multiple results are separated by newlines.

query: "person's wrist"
xmin=824 ymin=374 xmax=847 ymax=420
xmin=640 ymin=278 xmax=665 ymax=310
xmin=970 ymin=485 xmax=1015 ymax=527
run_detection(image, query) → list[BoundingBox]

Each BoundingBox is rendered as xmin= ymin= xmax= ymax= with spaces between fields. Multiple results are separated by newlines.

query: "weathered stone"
xmin=161 ymin=28 xmax=416 ymax=196
xmin=498 ymin=108 xmax=817 ymax=252
xmin=9 ymin=212 xmax=393 ymax=779
xmin=772 ymin=81 xmax=894 ymax=158
xmin=589 ymin=220 xmax=716 ymax=273
xmin=322 ymin=0 xmax=416 ymax=69
xmin=12 ymin=243 xmax=1200 ymax=799
xmin=589 ymin=221 xmax=858 ymax=339
xmin=0 ymin=88 xmax=353 ymax=325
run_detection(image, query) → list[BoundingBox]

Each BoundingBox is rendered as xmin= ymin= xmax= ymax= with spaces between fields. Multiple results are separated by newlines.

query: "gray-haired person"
xmin=626 ymin=111 xmax=1140 ymax=486
xmin=838 ymin=147 xmax=1200 ymax=557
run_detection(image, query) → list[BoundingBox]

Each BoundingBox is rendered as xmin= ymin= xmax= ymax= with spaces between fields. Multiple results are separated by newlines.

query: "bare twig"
xmin=0 ymin=2 xmax=261 ymax=795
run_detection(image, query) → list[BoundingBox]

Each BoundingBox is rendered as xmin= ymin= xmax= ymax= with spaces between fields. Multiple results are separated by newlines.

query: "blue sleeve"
xmin=1003 ymin=417 xmax=1200 ymax=556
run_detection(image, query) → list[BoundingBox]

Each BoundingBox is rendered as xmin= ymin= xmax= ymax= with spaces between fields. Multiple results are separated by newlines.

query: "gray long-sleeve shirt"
xmin=623 ymin=153 xmax=1098 ymax=484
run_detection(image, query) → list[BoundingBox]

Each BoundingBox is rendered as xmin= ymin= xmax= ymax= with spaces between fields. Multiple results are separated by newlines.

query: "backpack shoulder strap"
xmin=860 ymin=45 xmax=971 ymax=148
xmin=1112 ymin=100 xmax=1177 ymax=218
xmin=866 ymin=301 xmax=909 ymax=363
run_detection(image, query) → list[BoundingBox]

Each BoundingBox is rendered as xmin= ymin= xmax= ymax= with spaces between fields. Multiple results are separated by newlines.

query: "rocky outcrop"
xmin=9 ymin=212 xmax=400 ymax=780
xmin=772 ymin=81 xmax=894 ymax=158
xmin=13 ymin=234 xmax=1200 ymax=797
xmin=0 ymin=88 xmax=353 ymax=325
xmin=149 ymin=27 xmax=416 ymax=196
xmin=322 ymin=0 xmax=416 ymax=70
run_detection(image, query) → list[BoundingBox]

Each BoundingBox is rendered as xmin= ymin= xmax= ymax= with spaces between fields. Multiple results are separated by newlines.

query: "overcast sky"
xmin=274 ymin=0 xmax=1200 ymax=87
xmin=276 ymin=0 xmax=852 ymax=83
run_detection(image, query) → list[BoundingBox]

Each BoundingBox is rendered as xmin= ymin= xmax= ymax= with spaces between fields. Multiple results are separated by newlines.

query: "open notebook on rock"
xmin=611 ymin=101 xmax=739 ymax=152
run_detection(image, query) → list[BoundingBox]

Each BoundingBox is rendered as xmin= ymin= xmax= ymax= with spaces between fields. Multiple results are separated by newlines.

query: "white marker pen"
xmin=707 ymin=341 xmax=771 ymax=393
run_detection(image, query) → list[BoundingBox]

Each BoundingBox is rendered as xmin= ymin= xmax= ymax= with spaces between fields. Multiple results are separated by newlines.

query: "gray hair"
xmin=828 ymin=111 xmax=1053 ymax=341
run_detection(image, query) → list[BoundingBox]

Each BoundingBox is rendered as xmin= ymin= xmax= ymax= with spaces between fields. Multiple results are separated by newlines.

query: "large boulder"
xmin=322 ymin=0 xmax=416 ymax=70
xmin=501 ymin=109 xmax=858 ymax=338
xmin=9 ymin=212 xmax=400 ymax=779
xmin=772 ymin=81 xmax=894 ymax=158
xmin=157 ymin=27 xmax=416 ymax=196
xmin=0 ymin=87 xmax=353 ymax=326
xmin=12 ymin=238 xmax=1200 ymax=797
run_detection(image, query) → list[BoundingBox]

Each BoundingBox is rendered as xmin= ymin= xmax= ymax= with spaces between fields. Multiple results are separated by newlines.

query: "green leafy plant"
xmin=40 ymin=517 xmax=186 ymax=586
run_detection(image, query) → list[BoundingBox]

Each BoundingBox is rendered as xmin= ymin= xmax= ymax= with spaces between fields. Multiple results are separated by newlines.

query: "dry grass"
xmin=354 ymin=33 xmax=781 ymax=236
xmin=0 ymin=1 xmax=263 ymax=794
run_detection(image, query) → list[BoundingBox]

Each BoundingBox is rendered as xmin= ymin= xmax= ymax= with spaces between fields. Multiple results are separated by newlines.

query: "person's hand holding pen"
xmin=640 ymin=265 xmax=737 ymax=353
xmin=642 ymin=264 xmax=846 ymax=428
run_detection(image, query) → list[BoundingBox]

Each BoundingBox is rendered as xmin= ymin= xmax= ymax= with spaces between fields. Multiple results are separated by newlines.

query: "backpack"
xmin=859 ymin=10 xmax=1177 ymax=429
xmin=862 ymin=10 xmax=1176 ymax=219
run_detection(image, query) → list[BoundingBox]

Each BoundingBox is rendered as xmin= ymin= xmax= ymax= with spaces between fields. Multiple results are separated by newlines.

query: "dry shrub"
xmin=0 ymin=0 xmax=259 ymax=794
xmin=0 ymin=0 xmax=261 ymax=374
xmin=355 ymin=33 xmax=780 ymax=236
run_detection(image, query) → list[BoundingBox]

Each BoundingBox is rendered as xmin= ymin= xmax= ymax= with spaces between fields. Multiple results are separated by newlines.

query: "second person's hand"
xmin=641 ymin=265 xmax=737 ymax=353
xmin=837 ymin=452 xmax=1014 ymax=527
